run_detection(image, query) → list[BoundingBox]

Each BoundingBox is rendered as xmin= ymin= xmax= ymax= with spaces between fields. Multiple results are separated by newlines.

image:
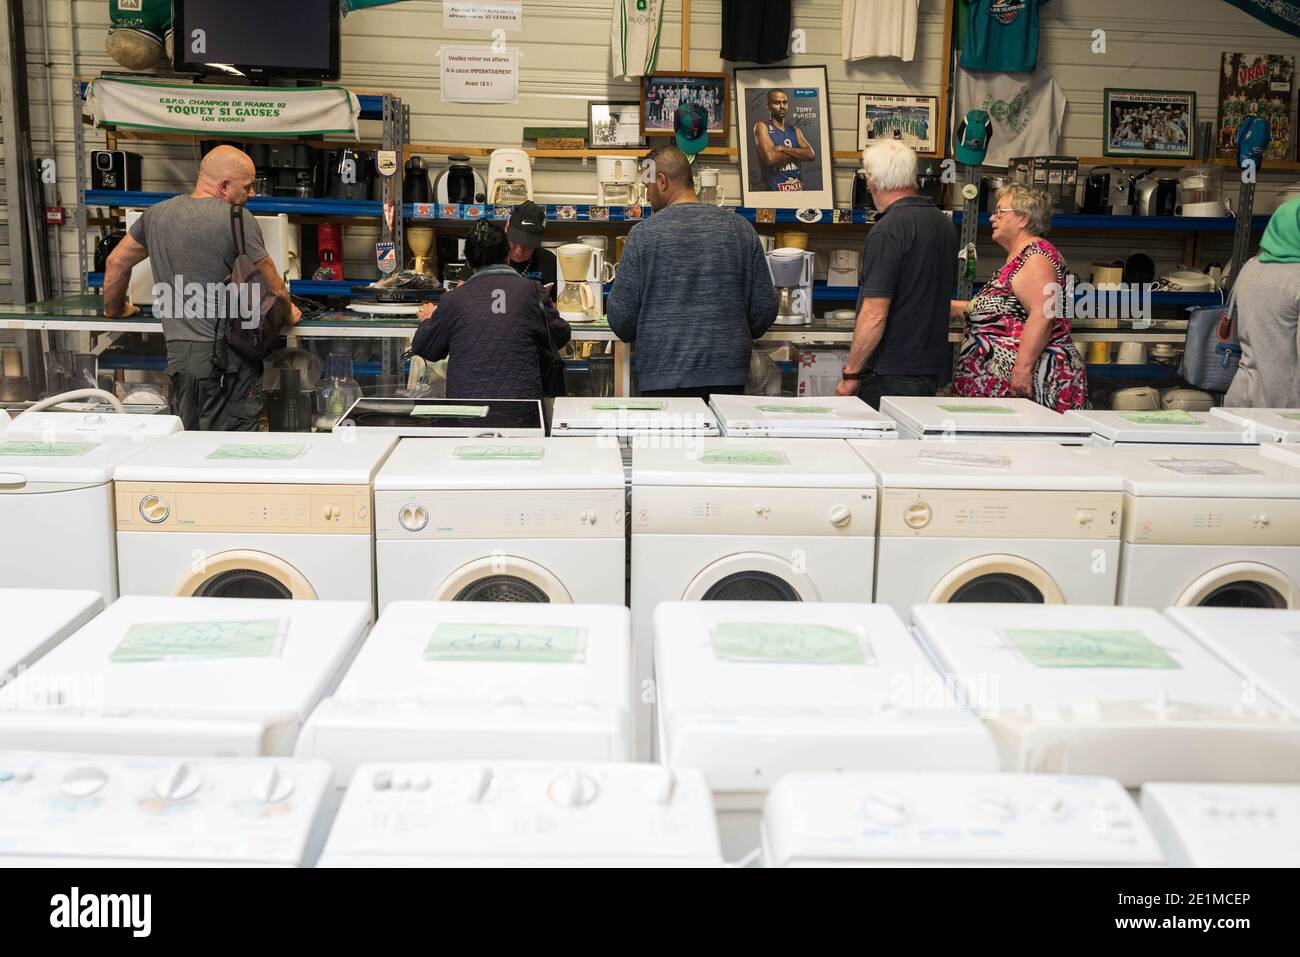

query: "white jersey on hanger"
xmin=612 ymin=0 xmax=666 ymax=80
xmin=955 ymin=68 xmax=1066 ymax=167
xmin=843 ymin=0 xmax=919 ymax=62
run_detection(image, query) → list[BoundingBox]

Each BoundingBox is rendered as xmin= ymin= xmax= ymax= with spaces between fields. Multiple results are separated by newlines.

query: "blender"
xmin=556 ymin=244 xmax=597 ymax=322
xmin=596 ymin=156 xmax=643 ymax=206
xmin=767 ymin=247 xmax=815 ymax=326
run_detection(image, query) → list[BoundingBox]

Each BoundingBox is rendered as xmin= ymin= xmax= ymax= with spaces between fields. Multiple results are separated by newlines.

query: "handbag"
xmin=222 ymin=204 xmax=290 ymax=363
xmin=1179 ymin=285 xmax=1241 ymax=393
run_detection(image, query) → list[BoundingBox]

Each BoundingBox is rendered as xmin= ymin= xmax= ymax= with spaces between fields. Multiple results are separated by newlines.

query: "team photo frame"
xmin=588 ymin=101 xmax=645 ymax=147
xmin=735 ymin=65 xmax=834 ymax=209
xmin=857 ymin=94 xmax=938 ymax=153
xmin=1103 ymin=88 xmax=1197 ymax=159
xmin=640 ymin=72 xmax=730 ymax=138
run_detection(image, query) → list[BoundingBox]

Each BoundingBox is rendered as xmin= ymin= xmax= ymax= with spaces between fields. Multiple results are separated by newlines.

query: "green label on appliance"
xmin=110 ymin=619 xmax=289 ymax=663
xmin=1279 ymin=413 xmax=1300 ymax=423
xmin=207 ymin=444 xmax=307 ymax=461
xmin=589 ymin=400 xmax=666 ymax=411
xmin=756 ymin=405 xmax=833 ymax=415
xmin=453 ymin=445 xmax=545 ymax=461
xmin=409 ymin=404 xmax=490 ymax=418
xmin=699 ymin=449 xmax=788 ymax=466
xmin=0 ymin=441 xmax=96 ymax=458
xmin=424 ymin=623 xmax=586 ymax=663
xmin=1002 ymin=628 xmax=1180 ymax=669
xmin=937 ymin=404 xmax=1015 ymax=414
xmin=711 ymin=623 xmax=870 ymax=665
xmin=1119 ymin=411 xmax=1203 ymax=426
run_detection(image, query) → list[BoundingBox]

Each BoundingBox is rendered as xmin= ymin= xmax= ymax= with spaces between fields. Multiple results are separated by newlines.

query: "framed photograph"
xmin=857 ymin=94 xmax=938 ymax=152
xmin=735 ymin=65 xmax=834 ymax=210
xmin=1103 ymin=89 xmax=1197 ymax=159
xmin=1216 ymin=54 xmax=1295 ymax=162
xmin=588 ymin=101 xmax=644 ymax=148
xmin=640 ymin=72 xmax=730 ymax=138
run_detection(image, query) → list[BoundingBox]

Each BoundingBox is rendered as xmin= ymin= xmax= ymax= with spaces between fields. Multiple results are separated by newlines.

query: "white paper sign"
xmin=444 ymin=1 xmax=523 ymax=31
xmin=441 ymin=48 xmax=519 ymax=104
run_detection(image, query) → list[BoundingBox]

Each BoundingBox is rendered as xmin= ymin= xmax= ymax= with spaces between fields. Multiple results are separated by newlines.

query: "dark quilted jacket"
xmin=410 ymin=264 xmax=571 ymax=400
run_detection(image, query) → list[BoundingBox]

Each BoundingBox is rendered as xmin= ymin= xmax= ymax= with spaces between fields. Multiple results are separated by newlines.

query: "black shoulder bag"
xmin=223 ymin=204 xmax=289 ymax=363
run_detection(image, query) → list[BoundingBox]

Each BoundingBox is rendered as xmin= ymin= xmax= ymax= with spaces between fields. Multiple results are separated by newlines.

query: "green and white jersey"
xmin=612 ymin=0 xmax=666 ymax=80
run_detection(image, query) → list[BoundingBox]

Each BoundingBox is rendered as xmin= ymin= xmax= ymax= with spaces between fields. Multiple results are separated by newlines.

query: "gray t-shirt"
xmin=128 ymin=195 xmax=268 ymax=342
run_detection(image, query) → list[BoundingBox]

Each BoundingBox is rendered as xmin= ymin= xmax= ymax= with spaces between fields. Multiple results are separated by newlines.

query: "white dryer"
xmin=881 ymin=396 xmax=1093 ymax=443
xmin=114 ymin=431 xmax=396 ymax=603
xmin=912 ymin=603 xmax=1300 ymax=786
xmin=1064 ymin=408 xmax=1250 ymax=447
xmin=654 ymin=601 xmax=999 ymax=862
xmin=1140 ymin=782 xmax=1300 ymax=867
xmin=0 ymin=589 xmax=104 ymax=676
xmin=374 ymin=438 xmax=624 ymax=611
xmin=1164 ymin=608 xmax=1300 ymax=718
xmin=0 ymin=411 xmax=181 ymax=599
xmin=0 ymin=596 xmax=372 ymax=756
xmin=0 ymin=753 xmax=333 ymax=867
xmin=761 ymin=773 xmax=1163 ymax=867
xmin=1079 ymin=446 xmax=1300 ymax=609
xmin=550 ymin=397 xmax=718 ymax=441
xmin=1209 ymin=407 xmax=1300 ymax=444
xmin=340 ymin=397 xmax=546 ymax=437
xmin=709 ymin=394 xmax=898 ymax=439
xmin=631 ymin=438 xmax=878 ymax=760
xmin=297 ymin=602 xmax=633 ymax=791
xmin=853 ymin=440 xmax=1123 ymax=615
xmin=318 ymin=762 xmax=723 ymax=867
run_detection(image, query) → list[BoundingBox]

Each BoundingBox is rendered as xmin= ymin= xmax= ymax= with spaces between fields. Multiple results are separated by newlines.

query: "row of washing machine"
xmin=1 ymin=589 xmax=1297 ymax=866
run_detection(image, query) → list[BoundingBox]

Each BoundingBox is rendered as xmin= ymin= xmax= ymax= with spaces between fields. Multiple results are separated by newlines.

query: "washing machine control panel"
xmin=1123 ymin=495 xmax=1300 ymax=545
xmin=5 ymin=412 xmax=179 ymax=437
xmin=1141 ymin=783 xmax=1300 ymax=867
xmin=375 ymin=489 xmax=625 ymax=539
xmin=0 ymin=753 xmax=332 ymax=865
xmin=879 ymin=489 xmax=1123 ymax=538
xmin=632 ymin=486 xmax=877 ymax=536
xmin=321 ymin=762 xmax=722 ymax=864
xmin=116 ymin=482 xmax=373 ymax=534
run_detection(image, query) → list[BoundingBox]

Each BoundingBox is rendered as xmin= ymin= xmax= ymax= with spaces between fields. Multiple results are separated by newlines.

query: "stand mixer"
xmin=488 ymin=149 xmax=534 ymax=205
xmin=407 ymin=226 xmax=435 ymax=275
xmin=768 ymin=247 xmax=815 ymax=326
xmin=557 ymin=244 xmax=597 ymax=322
xmin=596 ymin=156 xmax=643 ymax=206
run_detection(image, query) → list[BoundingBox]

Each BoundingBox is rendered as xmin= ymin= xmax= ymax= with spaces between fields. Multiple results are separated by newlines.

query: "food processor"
xmin=1177 ymin=165 xmax=1229 ymax=217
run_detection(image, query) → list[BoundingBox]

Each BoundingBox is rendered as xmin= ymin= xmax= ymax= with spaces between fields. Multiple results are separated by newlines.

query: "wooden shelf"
xmin=1074 ymin=155 xmax=1300 ymax=172
xmin=405 ymin=144 xmax=738 ymax=160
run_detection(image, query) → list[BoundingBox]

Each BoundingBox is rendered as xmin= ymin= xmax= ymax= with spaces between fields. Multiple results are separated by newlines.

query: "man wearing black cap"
xmin=506 ymin=200 xmax=557 ymax=299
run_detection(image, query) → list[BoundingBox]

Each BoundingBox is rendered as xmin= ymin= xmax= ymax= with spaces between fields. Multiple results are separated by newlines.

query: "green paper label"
xmin=589 ymin=400 xmax=666 ymax=411
xmin=207 ymin=444 xmax=307 ymax=461
xmin=1002 ymin=628 xmax=1180 ymax=669
xmin=410 ymin=404 xmax=490 ymax=418
xmin=711 ymin=623 xmax=871 ymax=665
xmin=110 ymin=619 xmax=289 ymax=663
xmin=424 ymin=623 xmax=586 ymax=663
xmin=1151 ymin=458 xmax=1263 ymax=477
xmin=699 ymin=449 xmax=789 ymax=466
xmin=453 ymin=445 xmax=545 ymax=461
xmin=0 ymin=441 xmax=96 ymax=458
xmin=1119 ymin=411 xmax=1203 ymax=426
xmin=937 ymin=404 xmax=1015 ymax=415
xmin=1279 ymin=413 xmax=1300 ymax=423
xmin=756 ymin=405 xmax=833 ymax=415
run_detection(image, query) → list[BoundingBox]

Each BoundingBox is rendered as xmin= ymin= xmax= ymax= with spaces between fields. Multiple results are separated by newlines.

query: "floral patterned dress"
xmin=953 ymin=238 xmax=1088 ymax=412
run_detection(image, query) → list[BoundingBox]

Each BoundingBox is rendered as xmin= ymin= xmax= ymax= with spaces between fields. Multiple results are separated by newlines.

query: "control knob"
xmin=904 ymin=502 xmax=932 ymax=529
xmin=399 ymin=503 xmax=428 ymax=532
xmin=139 ymin=494 xmax=171 ymax=524
xmin=863 ymin=791 xmax=911 ymax=826
xmin=250 ymin=766 xmax=295 ymax=804
xmin=60 ymin=766 xmax=109 ymax=799
xmin=548 ymin=770 xmax=599 ymax=808
xmin=155 ymin=763 xmax=202 ymax=802
xmin=828 ymin=505 xmax=852 ymax=528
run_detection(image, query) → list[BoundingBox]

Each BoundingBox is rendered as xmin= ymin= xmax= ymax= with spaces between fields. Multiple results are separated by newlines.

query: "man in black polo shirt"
xmin=836 ymin=140 xmax=958 ymax=407
xmin=505 ymin=200 xmax=557 ymax=299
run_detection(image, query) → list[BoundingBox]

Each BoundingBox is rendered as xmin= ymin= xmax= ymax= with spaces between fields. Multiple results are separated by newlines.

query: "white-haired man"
xmin=836 ymin=140 xmax=958 ymax=406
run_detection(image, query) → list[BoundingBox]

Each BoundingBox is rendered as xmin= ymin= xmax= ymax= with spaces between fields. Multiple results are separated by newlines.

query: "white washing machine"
xmin=1078 ymin=446 xmax=1300 ymax=609
xmin=0 ymin=589 xmax=104 ymax=676
xmin=297 ymin=602 xmax=633 ymax=790
xmin=0 ymin=411 xmax=182 ymax=600
xmin=0 ymin=753 xmax=332 ymax=867
xmin=912 ymin=603 xmax=1300 ymax=786
xmin=340 ymin=397 xmax=546 ymax=437
xmin=761 ymin=773 xmax=1163 ymax=867
xmin=550 ymin=397 xmax=718 ymax=441
xmin=853 ymin=440 xmax=1124 ymax=615
xmin=1209 ymin=407 xmax=1300 ymax=444
xmin=1165 ymin=608 xmax=1300 ymax=718
xmin=114 ymin=430 xmax=396 ymax=603
xmin=318 ymin=762 xmax=723 ymax=867
xmin=0 ymin=596 xmax=372 ymax=756
xmin=881 ymin=396 xmax=1094 ymax=443
xmin=709 ymin=394 xmax=898 ymax=440
xmin=374 ymin=438 xmax=624 ymax=611
xmin=1064 ymin=409 xmax=1250 ymax=447
xmin=654 ymin=601 xmax=999 ymax=862
xmin=1140 ymin=782 xmax=1300 ymax=867
xmin=631 ymin=438 xmax=878 ymax=760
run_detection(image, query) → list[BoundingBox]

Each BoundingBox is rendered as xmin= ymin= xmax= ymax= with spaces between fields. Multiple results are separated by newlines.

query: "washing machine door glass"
xmin=435 ymin=556 xmax=573 ymax=603
xmin=1179 ymin=563 xmax=1294 ymax=610
xmin=683 ymin=553 xmax=820 ymax=603
xmin=175 ymin=550 xmax=318 ymax=601
xmin=929 ymin=556 xmax=1065 ymax=605
xmin=948 ymin=573 xmax=1045 ymax=604
xmin=197 ymin=569 xmax=294 ymax=600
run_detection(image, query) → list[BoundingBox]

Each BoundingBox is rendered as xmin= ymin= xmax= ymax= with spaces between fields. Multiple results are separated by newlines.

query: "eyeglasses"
xmin=990 ymin=207 xmax=1024 ymax=218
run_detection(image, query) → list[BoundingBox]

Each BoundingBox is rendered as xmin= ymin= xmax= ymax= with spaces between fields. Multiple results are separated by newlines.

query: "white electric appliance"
xmin=1164 ymin=608 xmax=1300 ymax=719
xmin=762 ymin=773 xmax=1163 ymax=867
xmin=853 ymin=440 xmax=1123 ymax=615
xmin=114 ymin=431 xmax=396 ymax=602
xmin=0 ymin=596 xmax=371 ymax=756
xmin=768 ymin=248 xmax=815 ymax=326
xmin=1140 ymin=783 xmax=1300 ymax=867
xmin=1064 ymin=408 xmax=1250 ymax=447
xmin=0 ymin=409 xmax=10 ymax=431
xmin=1209 ymin=407 xmax=1300 ymax=444
xmin=710 ymin=394 xmax=897 ymax=439
xmin=631 ymin=438 xmax=878 ymax=760
xmin=826 ymin=248 xmax=860 ymax=287
xmin=487 ymin=148 xmax=534 ymax=205
xmin=318 ymin=762 xmax=722 ymax=867
xmin=882 ymin=396 xmax=1094 ymax=443
xmin=550 ymin=397 xmax=718 ymax=442
xmin=655 ymin=602 xmax=999 ymax=862
xmin=596 ymin=156 xmax=643 ymax=207
xmin=912 ymin=603 xmax=1300 ymax=786
xmin=297 ymin=602 xmax=634 ymax=791
xmin=0 ymin=589 xmax=104 ymax=676
xmin=339 ymin=397 xmax=545 ymax=438
xmin=1077 ymin=446 xmax=1300 ymax=609
xmin=374 ymin=439 xmax=625 ymax=611
xmin=0 ymin=411 xmax=182 ymax=600
xmin=0 ymin=753 xmax=334 ymax=867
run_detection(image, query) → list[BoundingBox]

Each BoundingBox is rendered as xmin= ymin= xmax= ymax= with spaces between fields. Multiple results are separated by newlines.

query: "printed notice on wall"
xmin=441 ymin=48 xmax=520 ymax=104
xmin=444 ymin=1 xmax=523 ymax=31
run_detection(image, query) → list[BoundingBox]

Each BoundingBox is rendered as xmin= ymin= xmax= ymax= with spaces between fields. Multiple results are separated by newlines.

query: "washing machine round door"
xmin=174 ymin=550 xmax=318 ymax=600
xmin=1177 ymin=562 xmax=1295 ymax=609
xmin=929 ymin=556 xmax=1065 ymax=605
xmin=435 ymin=556 xmax=573 ymax=603
xmin=682 ymin=553 xmax=819 ymax=602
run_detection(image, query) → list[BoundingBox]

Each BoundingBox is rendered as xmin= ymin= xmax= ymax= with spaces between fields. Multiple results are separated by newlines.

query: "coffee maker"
xmin=576 ymin=237 xmax=616 ymax=319
xmin=434 ymin=155 xmax=487 ymax=205
xmin=326 ymin=149 xmax=374 ymax=201
xmin=596 ymin=156 xmax=643 ymax=206
xmin=403 ymin=157 xmax=431 ymax=204
xmin=556 ymin=244 xmax=597 ymax=322
xmin=268 ymin=143 xmax=322 ymax=199
xmin=827 ymin=248 xmax=859 ymax=287
xmin=1083 ymin=166 xmax=1135 ymax=215
xmin=436 ymin=234 xmax=468 ymax=284
xmin=315 ymin=224 xmax=344 ymax=281
xmin=767 ymin=248 xmax=815 ymax=327
xmin=487 ymin=149 xmax=533 ymax=205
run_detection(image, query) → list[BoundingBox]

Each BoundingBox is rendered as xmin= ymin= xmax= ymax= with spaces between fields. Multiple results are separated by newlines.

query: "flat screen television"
xmin=172 ymin=0 xmax=341 ymax=82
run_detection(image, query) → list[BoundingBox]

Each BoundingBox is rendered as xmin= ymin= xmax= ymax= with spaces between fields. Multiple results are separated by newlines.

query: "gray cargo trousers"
xmin=166 ymin=338 xmax=263 ymax=432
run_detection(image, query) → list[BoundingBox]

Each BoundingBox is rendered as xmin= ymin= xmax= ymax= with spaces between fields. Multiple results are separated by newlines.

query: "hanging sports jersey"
xmin=843 ymin=0 xmax=919 ymax=63
xmin=721 ymin=0 xmax=792 ymax=64
xmin=955 ymin=68 xmax=1065 ymax=166
xmin=612 ymin=0 xmax=666 ymax=80
xmin=960 ymin=0 xmax=1049 ymax=73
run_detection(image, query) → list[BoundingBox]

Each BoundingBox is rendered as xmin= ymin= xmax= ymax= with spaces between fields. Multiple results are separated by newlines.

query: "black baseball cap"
xmin=507 ymin=201 xmax=546 ymax=249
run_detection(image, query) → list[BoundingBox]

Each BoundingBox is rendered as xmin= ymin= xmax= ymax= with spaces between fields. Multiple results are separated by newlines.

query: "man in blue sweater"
xmin=607 ymin=146 xmax=778 ymax=396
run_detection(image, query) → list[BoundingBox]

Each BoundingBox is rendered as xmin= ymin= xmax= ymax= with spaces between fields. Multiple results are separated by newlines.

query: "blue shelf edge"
xmin=87 ymin=273 xmax=368 ymax=298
